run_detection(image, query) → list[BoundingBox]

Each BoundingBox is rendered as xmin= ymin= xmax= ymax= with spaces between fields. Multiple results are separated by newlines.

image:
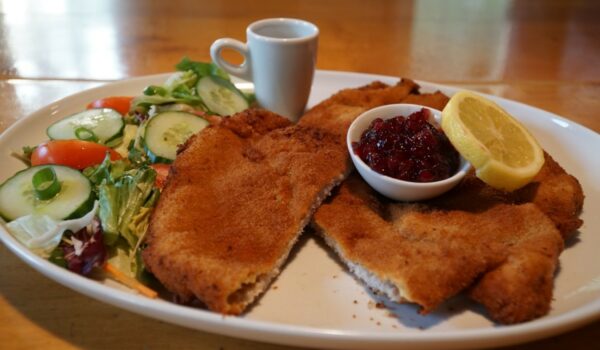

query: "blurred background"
xmin=0 ymin=0 xmax=598 ymax=133
xmin=1 ymin=0 xmax=598 ymax=81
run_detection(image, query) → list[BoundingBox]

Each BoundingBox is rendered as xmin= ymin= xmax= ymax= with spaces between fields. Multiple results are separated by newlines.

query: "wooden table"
xmin=0 ymin=1 xmax=598 ymax=349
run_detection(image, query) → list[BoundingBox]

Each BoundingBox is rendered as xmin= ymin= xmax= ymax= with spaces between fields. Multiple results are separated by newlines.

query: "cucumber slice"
xmin=47 ymin=108 xmax=124 ymax=144
xmin=143 ymin=111 xmax=209 ymax=163
xmin=0 ymin=165 xmax=95 ymax=221
xmin=197 ymin=75 xmax=249 ymax=116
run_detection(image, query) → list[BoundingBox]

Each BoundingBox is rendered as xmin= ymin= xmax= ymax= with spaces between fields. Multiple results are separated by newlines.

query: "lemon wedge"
xmin=441 ymin=91 xmax=544 ymax=191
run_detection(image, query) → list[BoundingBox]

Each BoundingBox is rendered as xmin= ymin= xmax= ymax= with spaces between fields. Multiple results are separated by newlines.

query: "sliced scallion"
xmin=32 ymin=167 xmax=62 ymax=200
xmin=143 ymin=85 xmax=167 ymax=96
xmin=75 ymin=127 xmax=98 ymax=142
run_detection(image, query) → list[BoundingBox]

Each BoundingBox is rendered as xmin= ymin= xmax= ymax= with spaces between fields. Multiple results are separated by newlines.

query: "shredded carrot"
xmin=103 ymin=262 xmax=158 ymax=299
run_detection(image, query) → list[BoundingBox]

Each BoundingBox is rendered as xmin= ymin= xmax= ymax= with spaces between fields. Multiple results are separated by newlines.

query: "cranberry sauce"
xmin=352 ymin=108 xmax=460 ymax=182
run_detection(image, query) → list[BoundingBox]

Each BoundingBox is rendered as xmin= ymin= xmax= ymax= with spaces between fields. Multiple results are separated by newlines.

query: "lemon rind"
xmin=441 ymin=91 xmax=545 ymax=191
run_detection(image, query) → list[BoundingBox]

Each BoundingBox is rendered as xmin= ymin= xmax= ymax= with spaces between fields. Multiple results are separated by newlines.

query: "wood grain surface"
xmin=0 ymin=1 xmax=598 ymax=349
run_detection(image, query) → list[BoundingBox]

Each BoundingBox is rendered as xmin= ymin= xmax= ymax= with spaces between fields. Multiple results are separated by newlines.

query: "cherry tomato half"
xmin=31 ymin=140 xmax=122 ymax=170
xmin=87 ymin=96 xmax=134 ymax=116
xmin=150 ymin=163 xmax=170 ymax=189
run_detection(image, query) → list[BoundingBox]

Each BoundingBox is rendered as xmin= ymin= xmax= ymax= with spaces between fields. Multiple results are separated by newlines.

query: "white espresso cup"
xmin=210 ymin=18 xmax=319 ymax=122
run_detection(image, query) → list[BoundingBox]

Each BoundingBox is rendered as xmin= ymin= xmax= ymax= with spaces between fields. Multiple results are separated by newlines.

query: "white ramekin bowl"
xmin=347 ymin=104 xmax=471 ymax=201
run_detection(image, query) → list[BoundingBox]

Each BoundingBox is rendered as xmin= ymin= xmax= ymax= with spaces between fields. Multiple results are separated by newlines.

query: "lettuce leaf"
xmin=113 ymin=167 xmax=157 ymax=247
xmin=83 ymin=154 xmax=128 ymax=189
xmin=83 ymin=155 xmax=159 ymax=248
xmin=130 ymin=57 xmax=231 ymax=114
xmin=175 ymin=56 xmax=228 ymax=80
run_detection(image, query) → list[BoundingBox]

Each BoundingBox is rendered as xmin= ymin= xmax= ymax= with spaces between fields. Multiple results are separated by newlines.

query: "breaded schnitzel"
xmin=313 ymin=172 xmax=567 ymax=324
xmin=143 ymin=109 xmax=350 ymax=314
xmin=143 ymin=80 xmax=428 ymax=314
xmin=307 ymin=81 xmax=584 ymax=323
xmin=430 ymin=153 xmax=584 ymax=240
xmin=302 ymin=80 xmax=583 ymax=323
xmin=299 ymin=79 xmax=448 ymax=140
xmin=514 ymin=153 xmax=584 ymax=239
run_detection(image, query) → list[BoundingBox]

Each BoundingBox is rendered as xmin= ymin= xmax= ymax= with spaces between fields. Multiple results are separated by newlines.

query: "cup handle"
xmin=210 ymin=38 xmax=251 ymax=81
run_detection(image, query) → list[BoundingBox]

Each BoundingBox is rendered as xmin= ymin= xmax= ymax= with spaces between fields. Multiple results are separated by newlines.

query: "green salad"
xmin=0 ymin=58 xmax=252 ymax=296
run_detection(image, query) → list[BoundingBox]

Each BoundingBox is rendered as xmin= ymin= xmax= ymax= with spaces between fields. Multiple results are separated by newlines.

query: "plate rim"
xmin=1 ymin=69 xmax=599 ymax=349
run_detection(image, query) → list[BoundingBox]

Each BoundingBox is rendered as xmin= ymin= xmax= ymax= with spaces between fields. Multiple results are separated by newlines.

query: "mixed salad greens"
xmin=0 ymin=58 xmax=252 ymax=296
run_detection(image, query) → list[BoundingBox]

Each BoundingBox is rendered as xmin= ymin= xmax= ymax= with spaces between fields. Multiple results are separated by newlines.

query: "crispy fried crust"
xmin=143 ymin=109 xmax=350 ymax=314
xmin=514 ymin=153 xmax=584 ymax=240
xmin=299 ymin=79 xmax=420 ymax=138
xmin=431 ymin=153 xmax=585 ymax=240
xmin=313 ymin=174 xmax=564 ymax=324
xmin=401 ymin=90 xmax=450 ymax=111
xmin=307 ymin=82 xmax=583 ymax=324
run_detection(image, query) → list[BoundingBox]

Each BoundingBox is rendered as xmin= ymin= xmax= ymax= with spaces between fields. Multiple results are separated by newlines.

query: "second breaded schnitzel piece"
xmin=303 ymin=80 xmax=582 ymax=323
xmin=299 ymin=79 xmax=451 ymax=141
xmin=143 ymin=109 xmax=350 ymax=314
xmin=300 ymin=79 xmax=419 ymax=137
xmin=431 ymin=153 xmax=584 ymax=240
xmin=304 ymin=80 xmax=582 ymax=323
xmin=514 ymin=153 xmax=584 ymax=240
xmin=313 ymin=174 xmax=564 ymax=324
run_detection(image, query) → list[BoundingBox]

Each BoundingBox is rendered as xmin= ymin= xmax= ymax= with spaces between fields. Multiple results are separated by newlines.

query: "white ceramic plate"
xmin=0 ymin=70 xmax=599 ymax=350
